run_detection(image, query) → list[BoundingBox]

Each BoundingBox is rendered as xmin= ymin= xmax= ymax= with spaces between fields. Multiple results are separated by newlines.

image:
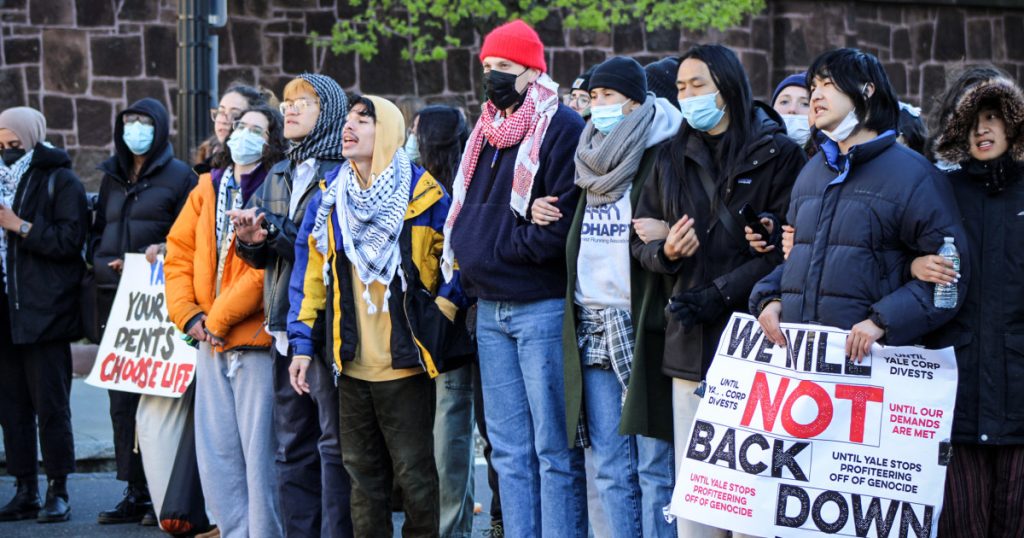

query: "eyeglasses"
xmin=232 ymin=120 xmax=267 ymax=138
xmin=123 ymin=113 xmax=154 ymax=125
xmin=279 ymin=98 xmax=317 ymax=115
xmin=565 ymin=94 xmax=591 ymax=107
xmin=210 ymin=108 xmax=242 ymax=122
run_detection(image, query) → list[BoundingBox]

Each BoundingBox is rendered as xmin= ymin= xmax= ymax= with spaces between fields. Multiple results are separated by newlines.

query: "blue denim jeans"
xmin=584 ymin=365 xmax=676 ymax=538
xmin=434 ymin=364 xmax=475 ymax=538
xmin=476 ymin=298 xmax=588 ymax=538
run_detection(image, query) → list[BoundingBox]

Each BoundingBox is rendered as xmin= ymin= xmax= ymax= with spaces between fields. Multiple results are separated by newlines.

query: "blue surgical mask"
xmin=123 ymin=122 xmax=154 ymax=155
xmin=226 ymin=128 xmax=267 ymax=166
xmin=590 ymin=103 xmax=626 ymax=135
xmin=680 ymin=91 xmax=725 ymax=132
xmin=404 ymin=133 xmax=420 ymax=163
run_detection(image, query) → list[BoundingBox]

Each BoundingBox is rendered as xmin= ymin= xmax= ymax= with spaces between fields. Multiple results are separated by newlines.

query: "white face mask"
xmin=821 ymin=109 xmax=860 ymax=143
xmin=781 ymin=114 xmax=811 ymax=146
xmin=821 ymin=83 xmax=869 ymax=143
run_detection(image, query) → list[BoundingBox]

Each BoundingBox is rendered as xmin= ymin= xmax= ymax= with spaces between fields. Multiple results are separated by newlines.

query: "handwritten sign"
xmin=85 ymin=254 xmax=196 ymax=397
xmin=670 ymin=313 xmax=956 ymax=538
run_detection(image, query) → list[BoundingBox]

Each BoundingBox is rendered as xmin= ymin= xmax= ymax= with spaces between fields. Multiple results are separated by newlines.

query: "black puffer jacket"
xmin=632 ymin=103 xmax=806 ymax=380
xmin=928 ymin=75 xmax=1024 ymax=445
xmin=3 ymin=142 xmax=88 ymax=344
xmin=750 ymin=132 xmax=969 ymax=343
xmin=91 ymin=98 xmax=197 ymax=296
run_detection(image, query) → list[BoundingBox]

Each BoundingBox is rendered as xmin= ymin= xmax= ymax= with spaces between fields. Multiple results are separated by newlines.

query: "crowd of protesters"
xmin=0 ymin=16 xmax=1021 ymax=538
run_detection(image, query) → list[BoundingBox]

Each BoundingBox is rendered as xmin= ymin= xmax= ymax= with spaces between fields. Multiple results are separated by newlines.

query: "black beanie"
xmin=645 ymin=57 xmax=680 ymax=109
xmin=572 ymin=66 xmax=596 ymax=92
xmin=589 ymin=56 xmax=647 ymax=103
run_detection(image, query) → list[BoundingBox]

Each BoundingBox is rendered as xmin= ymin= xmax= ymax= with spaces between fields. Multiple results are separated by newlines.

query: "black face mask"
xmin=1 ymin=148 xmax=25 ymax=167
xmin=484 ymin=69 xmax=526 ymax=110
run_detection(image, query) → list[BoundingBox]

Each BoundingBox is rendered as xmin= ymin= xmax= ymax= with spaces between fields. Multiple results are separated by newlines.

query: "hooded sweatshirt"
xmin=93 ymin=98 xmax=197 ymax=292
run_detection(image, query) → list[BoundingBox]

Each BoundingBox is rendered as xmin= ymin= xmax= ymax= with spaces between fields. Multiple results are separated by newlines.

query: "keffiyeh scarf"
xmin=440 ymin=74 xmax=561 ymax=281
xmin=285 ymin=73 xmax=349 ymax=163
xmin=311 ymin=149 xmax=412 ymax=313
xmin=0 ymin=149 xmax=34 ymax=289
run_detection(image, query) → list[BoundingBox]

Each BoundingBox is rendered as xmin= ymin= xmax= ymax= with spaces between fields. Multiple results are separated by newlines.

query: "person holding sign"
xmin=230 ymin=73 xmax=354 ymax=538
xmin=925 ymin=67 xmax=1024 ymax=537
xmin=629 ymin=44 xmax=806 ymax=538
xmin=0 ymin=107 xmax=88 ymax=524
xmin=750 ymin=50 xmax=968 ymax=364
xmin=91 ymin=97 xmax=198 ymax=526
xmin=165 ymin=104 xmax=287 ymax=537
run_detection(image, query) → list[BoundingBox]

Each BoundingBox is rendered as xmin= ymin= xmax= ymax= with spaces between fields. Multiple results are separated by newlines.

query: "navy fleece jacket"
xmin=450 ymin=103 xmax=584 ymax=301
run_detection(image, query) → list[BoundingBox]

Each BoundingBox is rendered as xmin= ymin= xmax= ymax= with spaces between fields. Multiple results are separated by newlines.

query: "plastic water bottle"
xmin=934 ymin=237 xmax=960 ymax=309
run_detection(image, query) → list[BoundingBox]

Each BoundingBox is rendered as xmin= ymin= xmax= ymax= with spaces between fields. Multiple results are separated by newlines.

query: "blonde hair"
xmin=283 ymin=78 xmax=319 ymax=103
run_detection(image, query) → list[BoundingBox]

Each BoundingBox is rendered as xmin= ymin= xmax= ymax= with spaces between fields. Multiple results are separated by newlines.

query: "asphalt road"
xmin=0 ymin=470 xmax=498 ymax=537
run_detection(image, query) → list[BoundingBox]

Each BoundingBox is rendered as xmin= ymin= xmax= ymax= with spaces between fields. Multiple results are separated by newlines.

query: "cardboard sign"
xmin=85 ymin=254 xmax=196 ymax=397
xmin=671 ymin=313 xmax=957 ymax=538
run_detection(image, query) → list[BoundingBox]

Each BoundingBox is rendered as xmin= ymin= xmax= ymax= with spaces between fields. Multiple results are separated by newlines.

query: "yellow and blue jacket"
xmin=287 ymin=163 xmax=467 ymax=378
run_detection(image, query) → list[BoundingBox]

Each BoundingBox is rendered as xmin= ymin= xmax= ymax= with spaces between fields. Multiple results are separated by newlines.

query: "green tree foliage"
xmin=311 ymin=0 xmax=766 ymax=62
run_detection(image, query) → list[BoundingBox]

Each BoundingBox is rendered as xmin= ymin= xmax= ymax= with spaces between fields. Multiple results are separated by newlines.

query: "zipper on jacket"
xmin=10 ymin=172 xmax=32 ymax=311
xmin=403 ymin=289 xmax=426 ymax=373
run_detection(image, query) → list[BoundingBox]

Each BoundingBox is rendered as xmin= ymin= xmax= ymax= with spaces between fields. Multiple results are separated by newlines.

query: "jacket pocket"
xmin=1004 ymin=334 xmax=1024 ymax=420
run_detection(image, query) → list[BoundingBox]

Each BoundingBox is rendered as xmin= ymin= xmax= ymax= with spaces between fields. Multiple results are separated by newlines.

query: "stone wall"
xmin=1 ymin=0 xmax=1022 ymax=189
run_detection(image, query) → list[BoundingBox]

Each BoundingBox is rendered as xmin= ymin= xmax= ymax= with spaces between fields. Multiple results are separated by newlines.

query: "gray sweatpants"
xmin=195 ymin=343 xmax=283 ymax=538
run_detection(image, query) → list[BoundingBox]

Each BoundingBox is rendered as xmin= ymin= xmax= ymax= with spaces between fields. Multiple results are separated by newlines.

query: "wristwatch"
xmin=18 ymin=221 xmax=30 ymax=238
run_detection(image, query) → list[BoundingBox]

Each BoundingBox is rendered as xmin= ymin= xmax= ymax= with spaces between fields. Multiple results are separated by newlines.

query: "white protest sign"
xmin=86 ymin=254 xmax=196 ymax=397
xmin=671 ymin=313 xmax=956 ymax=538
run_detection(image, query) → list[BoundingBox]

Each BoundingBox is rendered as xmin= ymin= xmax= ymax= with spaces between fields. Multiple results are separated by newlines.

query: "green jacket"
xmin=562 ymin=146 xmax=674 ymax=446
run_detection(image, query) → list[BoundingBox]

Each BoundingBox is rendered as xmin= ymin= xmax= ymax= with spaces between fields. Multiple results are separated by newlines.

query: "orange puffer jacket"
xmin=165 ymin=172 xmax=270 ymax=351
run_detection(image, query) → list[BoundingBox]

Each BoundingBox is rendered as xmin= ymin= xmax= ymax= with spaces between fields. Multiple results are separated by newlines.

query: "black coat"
xmin=3 ymin=142 xmax=89 ymax=344
xmin=927 ymin=160 xmax=1024 ymax=445
xmin=91 ymin=98 xmax=197 ymax=296
xmin=750 ymin=133 xmax=970 ymax=345
xmin=632 ymin=104 xmax=806 ymax=380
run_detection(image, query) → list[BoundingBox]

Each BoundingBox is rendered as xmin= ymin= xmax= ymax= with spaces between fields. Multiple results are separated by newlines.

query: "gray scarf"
xmin=574 ymin=96 xmax=656 ymax=206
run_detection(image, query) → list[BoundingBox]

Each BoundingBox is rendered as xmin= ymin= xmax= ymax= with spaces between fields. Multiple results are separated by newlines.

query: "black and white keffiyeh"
xmin=216 ymin=167 xmax=242 ymax=247
xmin=285 ymin=73 xmax=349 ymax=163
xmin=312 ymin=149 xmax=412 ymax=313
xmin=0 ymin=149 xmax=34 ymax=288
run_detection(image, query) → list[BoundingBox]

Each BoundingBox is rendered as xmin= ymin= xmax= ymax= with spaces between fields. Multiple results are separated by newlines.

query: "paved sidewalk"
xmin=0 ymin=377 xmax=116 ymax=470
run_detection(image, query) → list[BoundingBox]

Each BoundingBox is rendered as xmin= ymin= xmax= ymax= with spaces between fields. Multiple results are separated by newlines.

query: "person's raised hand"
xmin=782 ymin=225 xmax=795 ymax=260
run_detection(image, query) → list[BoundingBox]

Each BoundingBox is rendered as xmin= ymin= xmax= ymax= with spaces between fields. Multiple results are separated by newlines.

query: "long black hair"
xmin=212 ymin=104 xmax=287 ymax=172
xmin=414 ymin=106 xmax=469 ymax=192
xmin=806 ymin=48 xmax=899 ymax=135
xmin=664 ymin=44 xmax=753 ymax=218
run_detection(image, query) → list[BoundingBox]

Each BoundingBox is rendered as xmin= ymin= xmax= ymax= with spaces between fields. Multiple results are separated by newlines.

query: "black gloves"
xmin=667 ymin=284 xmax=726 ymax=330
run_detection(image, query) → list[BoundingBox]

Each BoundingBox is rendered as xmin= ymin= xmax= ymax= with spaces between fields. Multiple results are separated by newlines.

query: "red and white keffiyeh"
xmin=441 ymin=74 xmax=560 ymax=281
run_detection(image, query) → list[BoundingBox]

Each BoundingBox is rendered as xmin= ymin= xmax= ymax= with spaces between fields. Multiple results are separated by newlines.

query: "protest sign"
xmin=86 ymin=254 xmax=196 ymax=398
xmin=671 ymin=313 xmax=956 ymax=538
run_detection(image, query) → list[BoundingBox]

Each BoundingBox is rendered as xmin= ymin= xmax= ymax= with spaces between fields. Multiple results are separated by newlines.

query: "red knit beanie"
xmin=479 ymin=20 xmax=547 ymax=73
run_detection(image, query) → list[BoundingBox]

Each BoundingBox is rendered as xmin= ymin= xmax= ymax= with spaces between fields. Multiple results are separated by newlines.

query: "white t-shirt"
xmin=575 ymin=187 xmax=632 ymax=310
xmin=290 ymin=158 xmax=317 ymax=219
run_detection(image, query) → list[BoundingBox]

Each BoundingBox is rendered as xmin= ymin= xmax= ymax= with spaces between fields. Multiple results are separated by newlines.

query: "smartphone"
xmin=739 ymin=203 xmax=771 ymax=239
